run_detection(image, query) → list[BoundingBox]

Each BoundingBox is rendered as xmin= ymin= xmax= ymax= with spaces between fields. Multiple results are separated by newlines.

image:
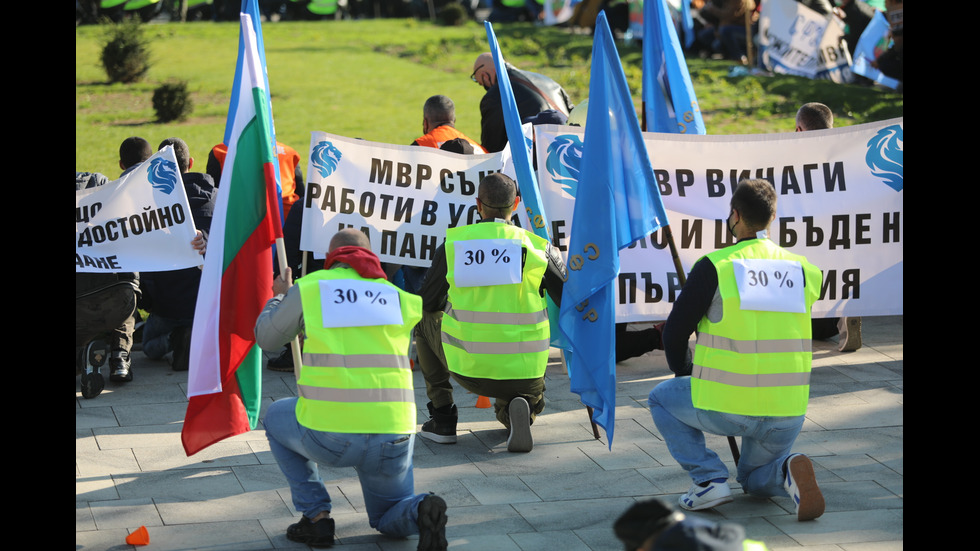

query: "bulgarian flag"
xmin=182 ymin=13 xmax=283 ymax=456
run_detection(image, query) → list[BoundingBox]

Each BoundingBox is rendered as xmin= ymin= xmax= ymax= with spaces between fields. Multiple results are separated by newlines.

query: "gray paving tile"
xmin=519 ymin=468 xmax=662 ymax=501
xmin=509 ymin=529 xmax=592 ymax=550
xmin=513 ymin=497 xmax=635 ymax=532
xmin=111 ymin=468 xmax=245 ymax=501
xmin=77 ymin=473 xmax=120 ymax=503
xmin=112 ymin=402 xmax=188 ymax=426
xmin=155 ymin=489 xmax=292 ymax=524
xmin=445 ymin=503 xmax=534 ymax=535
xmin=75 ymin=405 xmax=120 ymax=430
xmin=767 ymin=510 xmax=903 ymax=546
xmin=76 ymin=447 xmax=140 ymax=476
xmin=118 ymin=520 xmax=275 ymax=551
xmin=459 ymin=475 xmax=540 ymax=505
xmin=88 ymin=497 xmax=162 ymax=530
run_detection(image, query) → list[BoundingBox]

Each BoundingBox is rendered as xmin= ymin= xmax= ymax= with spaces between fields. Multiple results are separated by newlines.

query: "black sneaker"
xmin=416 ymin=494 xmax=448 ymax=551
xmin=109 ymin=350 xmax=133 ymax=382
xmin=267 ymin=346 xmax=294 ymax=372
xmin=170 ymin=326 xmax=192 ymax=372
xmin=286 ymin=515 xmax=335 ymax=548
xmin=506 ymin=397 xmax=533 ymax=453
xmin=80 ymin=340 xmax=108 ymax=399
xmin=419 ymin=402 xmax=457 ymax=444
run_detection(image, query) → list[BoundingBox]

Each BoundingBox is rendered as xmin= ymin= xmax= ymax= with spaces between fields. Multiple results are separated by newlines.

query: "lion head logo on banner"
xmin=147 ymin=157 xmax=179 ymax=194
xmin=866 ymin=125 xmax=903 ymax=192
xmin=545 ymin=134 xmax=584 ymax=198
xmin=311 ymin=141 xmax=343 ymax=179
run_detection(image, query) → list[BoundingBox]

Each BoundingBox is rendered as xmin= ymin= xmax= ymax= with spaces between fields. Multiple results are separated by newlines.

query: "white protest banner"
xmin=851 ymin=10 xmax=901 ymax=90
xmin=300 ymin=132 xmax=509 ymax=267
xmin=759 ymin=0 xmax=852 ymax=83
xmin=75 ymin=146 xmax=202 ymax=274
xmin=534 ymin=119 xmax=903 ymax=320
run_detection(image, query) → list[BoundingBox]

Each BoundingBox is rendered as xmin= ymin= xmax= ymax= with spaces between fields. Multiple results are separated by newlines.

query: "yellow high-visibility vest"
xmin=296 ymin=267 xmax=421 ymax=434
xmin=692 ymin=239 xmax=821 ymax=416
xmin=442 ymin=222 xmax=550 ymax=380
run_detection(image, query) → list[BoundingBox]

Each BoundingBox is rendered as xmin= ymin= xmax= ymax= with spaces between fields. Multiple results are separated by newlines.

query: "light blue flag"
xmin=642 ymin=0 xmax=705 ymax=135
xmin=559 ymin=11 xmax=669 ymax=449
xmin=485 ymin=22 xmax=569 ymax=350
xmin=224 ymin=0 xmax=284 ymax=222
xmin=682 ymin=0 xmax=695 ymax=49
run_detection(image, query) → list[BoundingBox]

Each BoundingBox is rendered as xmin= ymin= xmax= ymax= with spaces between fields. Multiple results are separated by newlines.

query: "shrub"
xmin=438 ymin=3 xmax=466 ymax=26
xmin=100 ymin=19 xmax=152 ymax=83
xmin=152 ymin=81 xmax=193 ymax=122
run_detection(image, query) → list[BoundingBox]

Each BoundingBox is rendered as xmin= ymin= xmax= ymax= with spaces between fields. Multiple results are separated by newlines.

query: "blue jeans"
xmin=263 ymin=398 xmax=426 ymax=536
xmin=142 ymin=314 xmax=190 ymax=360
xmin=648 ymin=377 xmax=804 ymax=497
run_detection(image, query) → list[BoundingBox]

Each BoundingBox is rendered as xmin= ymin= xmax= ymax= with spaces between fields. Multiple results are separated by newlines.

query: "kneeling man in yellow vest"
xmin=415 ymin=173 xmax=566 ymax=452
xmin=650 ymin=179 xmax=826 ymax=521
xmin=255 ymin=229 xmax=448 ymax=550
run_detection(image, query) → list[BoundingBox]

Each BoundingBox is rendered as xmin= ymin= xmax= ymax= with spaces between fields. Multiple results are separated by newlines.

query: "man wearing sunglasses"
xmin=471 ymin=52 xmax=573 ymax=154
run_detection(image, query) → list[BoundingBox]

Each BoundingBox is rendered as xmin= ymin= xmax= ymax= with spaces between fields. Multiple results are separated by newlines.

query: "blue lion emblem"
xmin=147 ymin=157 xmax=179 ymax=194
xmin=311 ymin=141 xmax=343 ymax=179
xmin=865 ymin=124 xmax=903 ymax=192
xmin=545 ymin=134 xmax=584 ymax=197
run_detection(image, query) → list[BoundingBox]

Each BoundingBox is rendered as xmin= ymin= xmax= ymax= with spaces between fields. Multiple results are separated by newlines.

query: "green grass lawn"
xmin=76 ymin=18 xmax=903 ymax=178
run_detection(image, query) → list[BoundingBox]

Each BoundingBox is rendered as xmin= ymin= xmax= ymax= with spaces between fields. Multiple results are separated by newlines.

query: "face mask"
xmin=727 ymin=211 xmax=738 ymax=238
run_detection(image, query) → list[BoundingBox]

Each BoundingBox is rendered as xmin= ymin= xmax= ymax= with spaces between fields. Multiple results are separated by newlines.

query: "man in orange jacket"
xmin=411 ymin=95 xmax=487 ymax=154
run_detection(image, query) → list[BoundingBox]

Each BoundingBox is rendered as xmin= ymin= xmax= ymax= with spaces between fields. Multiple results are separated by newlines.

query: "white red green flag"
xmin=182 ymin=13 xmax=282 ymax=456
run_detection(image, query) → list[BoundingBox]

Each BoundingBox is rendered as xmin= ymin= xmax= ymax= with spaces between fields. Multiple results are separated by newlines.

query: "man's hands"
xmin=273 ymin=267 xmax=292 ymax=296
xmin=191 ymin=230 xmax=207 ymax=256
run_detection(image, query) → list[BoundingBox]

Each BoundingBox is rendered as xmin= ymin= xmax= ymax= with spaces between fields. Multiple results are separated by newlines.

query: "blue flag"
xmin=484 ymin=22 xmax=550 ymax=243
xmin=681 ymin=0 xmax=695 ymax=49
xmin=642 ymin=0 xmax=705 ymax=135
xmin=485 ymin=22 xmax=569 ymax=350
xmin=224 ymin=0 xmax=284 ymax=221
xmin=559 ymin=11 xmax=669 ymax=449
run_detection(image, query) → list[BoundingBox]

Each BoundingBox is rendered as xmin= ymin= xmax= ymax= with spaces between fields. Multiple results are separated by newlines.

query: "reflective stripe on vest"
xmin=295 ymin=267 xmax=421 ymax=434
xmin=301 ymin=353 xmax=411 ymax=370
xmin=297 ymin=386 xmax=415 ymax=404
xmin=442 ymin=222 xmax=551 ymax=380
xmin=441 ymin=332 xmax=551 ymax=355
xmin=692 ymin=239 xmax=821 ymax=417
xmin=696 ymin=333 xmax=812 ymax=354
xmin=692 ymin=364 xmax=812 ymax=388
xmin=445 ymin=305 xmax=548 ymax=325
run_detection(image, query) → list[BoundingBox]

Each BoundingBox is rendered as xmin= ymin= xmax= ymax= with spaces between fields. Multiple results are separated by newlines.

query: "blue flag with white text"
xmin=642 ymin=0 xmax=705 ymax=134
xmin=485 ymin=22 xmax=569 ymax=350
xmin=559 ymin=12 xmax=669 ymax=449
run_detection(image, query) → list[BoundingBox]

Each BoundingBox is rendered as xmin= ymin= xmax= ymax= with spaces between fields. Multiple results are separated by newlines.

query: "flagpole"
xmin=273 ymin=237 xmax=303 ymax=380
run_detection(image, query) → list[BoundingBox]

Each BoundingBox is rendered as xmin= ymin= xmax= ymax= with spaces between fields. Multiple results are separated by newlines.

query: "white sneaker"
xmin=678 ymin=480 xmax=733 ymax=511
xmin=784 ymin=454 xmax=825 ymax=521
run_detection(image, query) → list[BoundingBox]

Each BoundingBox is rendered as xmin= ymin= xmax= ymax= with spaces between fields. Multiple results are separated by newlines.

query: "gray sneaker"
xmin=837 ymin=317 xmax=862 ymax=352
xmin=506 ymin=397 xmax=533 ymax=453
xmin=80 ymin=340 xmax=108 ymax=399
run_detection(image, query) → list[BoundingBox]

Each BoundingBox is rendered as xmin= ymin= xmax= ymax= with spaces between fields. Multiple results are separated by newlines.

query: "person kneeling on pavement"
xmin=649 ymin=179 xmax=825 ymax=521
xmin=254 ymin=229 xmax=448 ymax=550
xmin=415 ymin=173 xmax=566 ymax=453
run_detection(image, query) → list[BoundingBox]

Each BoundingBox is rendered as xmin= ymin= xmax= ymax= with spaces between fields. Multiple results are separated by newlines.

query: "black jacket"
xmin=480 ymin=64 xmax=573 ymax=153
